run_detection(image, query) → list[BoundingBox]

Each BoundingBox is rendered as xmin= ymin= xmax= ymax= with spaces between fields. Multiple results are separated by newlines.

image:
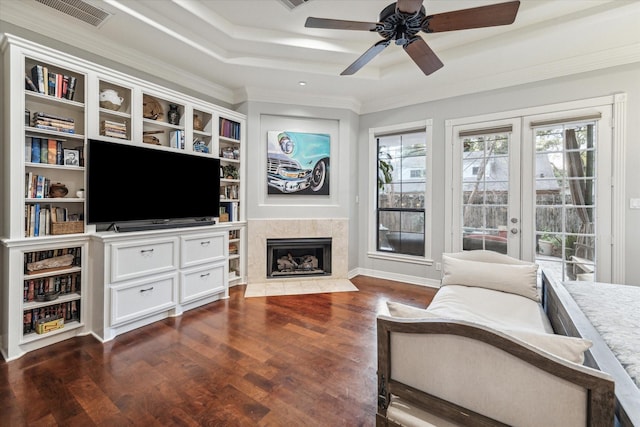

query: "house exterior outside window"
xmin=369 ymin=120 xmax=433 ymax=262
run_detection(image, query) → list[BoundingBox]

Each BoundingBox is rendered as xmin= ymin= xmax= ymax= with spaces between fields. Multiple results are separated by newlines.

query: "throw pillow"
xmin=505 ymin=329 xmax=592 ymax=364
xmin=386 ymin=301 xmax=439 ymax=318
xmin=441 ymin=254 xmax=539 ymax=301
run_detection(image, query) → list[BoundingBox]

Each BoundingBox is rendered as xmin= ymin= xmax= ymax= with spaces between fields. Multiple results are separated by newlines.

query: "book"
xmin=25 ymin=172 xmax=33 ymax=198
xmin=47 ymin=139 xmax=57 ymax=164
xmin=33 ymin=112 xmax=75 ymax=123
xmin=40 ymin=139 xmax=48 ymax=163
xmin=66 ymin=76 xmax=77 ymax=101
xmin=169 ymin=130 xmax=185 ymax=149
xmin=62 ymin=76 xmax=69 ymax=98
xmin=35 ymin=175 xmax=45 ymax=198
xmin=48 ymin=72 xmax=56 ymax=96
xmin=31 ymin=137 xmax=41 ymax=163
xmin=25 ymin=139 xmax=32 ymax=162
xmin=42 ymin=66 xmax=48 ymax=96
xmin=30 ymin=65 xmax=44 ymax=94
xmin=56 ymin=140 xmax=64 ymax=165
xmin=56 ymin=73 xmax=63 ymax=98
xmin=33 ymin=124 xmax=75 ymax=134
xmin=41 ymin=207 xmax=49 ymax=236
xmin=33 ymin=204 xmax=41 ymax=236
xmin=25 ymin=74 xmax=37 ymax=92
xmin=28 ymin=205 xmax=35 ymax=236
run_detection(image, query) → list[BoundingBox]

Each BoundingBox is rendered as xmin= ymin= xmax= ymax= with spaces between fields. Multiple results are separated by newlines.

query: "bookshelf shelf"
xmin=23 ymin=292 xmax=82 ymax=311
xmin=21 ymin=321 xmax=83 ymax=344
xmin=25 ymin=90 xmax=85 ymax=109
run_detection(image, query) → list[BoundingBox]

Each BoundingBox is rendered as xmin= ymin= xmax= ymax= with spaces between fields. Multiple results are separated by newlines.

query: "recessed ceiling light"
xmin=298 ymin=81 xmax=307 ymax=86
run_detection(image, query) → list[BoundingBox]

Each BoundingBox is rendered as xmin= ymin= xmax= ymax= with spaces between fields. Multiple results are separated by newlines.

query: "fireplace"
xmin=266 ymin=238 xmax=332 ymax=278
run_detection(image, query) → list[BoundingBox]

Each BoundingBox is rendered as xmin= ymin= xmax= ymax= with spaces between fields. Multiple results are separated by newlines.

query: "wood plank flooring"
xmin=1 ymin=276 xmax=436 ymax=427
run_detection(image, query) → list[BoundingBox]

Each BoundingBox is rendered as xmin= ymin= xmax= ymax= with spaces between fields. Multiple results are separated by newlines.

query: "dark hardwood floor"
xmin=1 ymin=276 xmax=436 ymax=427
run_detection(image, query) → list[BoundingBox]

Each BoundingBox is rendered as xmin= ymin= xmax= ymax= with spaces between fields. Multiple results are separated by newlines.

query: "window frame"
xmin=368 ymin=119 xmax=433 ymax=264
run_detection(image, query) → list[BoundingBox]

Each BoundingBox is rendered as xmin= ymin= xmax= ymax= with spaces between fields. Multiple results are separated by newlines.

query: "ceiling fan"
xmin=305 ymin=0 xmax=520 ymax=76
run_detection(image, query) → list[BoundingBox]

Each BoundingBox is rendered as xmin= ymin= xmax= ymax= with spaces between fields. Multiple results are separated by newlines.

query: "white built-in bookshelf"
xmin=0 ymin=34 xmax=247 ymax=360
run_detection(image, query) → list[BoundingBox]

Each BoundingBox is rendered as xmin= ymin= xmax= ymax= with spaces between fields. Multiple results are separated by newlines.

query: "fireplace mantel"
xmin=247 ymin=219 xmax=348 ymax=283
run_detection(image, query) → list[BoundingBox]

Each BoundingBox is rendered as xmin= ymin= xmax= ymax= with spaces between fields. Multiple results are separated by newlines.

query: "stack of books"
xmin=32 ymin=112 xmax=75 ymax=134
xmin=101 ymin=120 xmax=127 ymax=139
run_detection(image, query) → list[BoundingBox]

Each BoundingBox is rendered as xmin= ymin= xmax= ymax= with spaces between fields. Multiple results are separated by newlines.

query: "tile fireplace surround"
xmin=247 ymin=219 xmax=348 ymax=283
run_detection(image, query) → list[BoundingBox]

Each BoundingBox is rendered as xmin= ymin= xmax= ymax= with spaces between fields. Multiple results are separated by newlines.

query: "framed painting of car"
xmin=267 ymin=130 xmax=330 ymax=195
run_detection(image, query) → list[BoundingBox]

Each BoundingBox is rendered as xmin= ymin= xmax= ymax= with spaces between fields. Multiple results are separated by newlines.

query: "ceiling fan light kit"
xmin=305 ymin=0 xmax=520 ymax=76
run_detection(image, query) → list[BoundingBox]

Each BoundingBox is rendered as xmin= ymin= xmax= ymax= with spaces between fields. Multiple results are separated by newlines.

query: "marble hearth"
xmin=247 ymin=219 xmax=348 ymax=283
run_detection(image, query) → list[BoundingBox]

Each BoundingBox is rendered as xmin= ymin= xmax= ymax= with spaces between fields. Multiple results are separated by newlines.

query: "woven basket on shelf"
xmin=51 ymin=221 xmax=83 ymax=235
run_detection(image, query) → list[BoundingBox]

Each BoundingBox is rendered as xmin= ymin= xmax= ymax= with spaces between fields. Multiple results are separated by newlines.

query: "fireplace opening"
xmin=267 ymin=237 xmax=332 ymax=278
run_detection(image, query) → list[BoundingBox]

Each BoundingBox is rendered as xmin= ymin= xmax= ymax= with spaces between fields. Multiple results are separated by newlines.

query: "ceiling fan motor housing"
xmin=377 ymin=2 xmax=426 ymax=45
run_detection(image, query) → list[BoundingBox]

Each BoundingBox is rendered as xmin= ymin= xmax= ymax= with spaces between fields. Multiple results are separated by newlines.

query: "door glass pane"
xmin=461 ymin=133 xmax=509 ymax=254
xmin=534 ymin=123 xmax=597 ymax=281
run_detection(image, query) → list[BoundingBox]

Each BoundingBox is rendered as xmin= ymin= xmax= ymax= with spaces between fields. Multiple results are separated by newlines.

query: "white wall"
xmin=357 ymin=63 xmax=640 ymax=285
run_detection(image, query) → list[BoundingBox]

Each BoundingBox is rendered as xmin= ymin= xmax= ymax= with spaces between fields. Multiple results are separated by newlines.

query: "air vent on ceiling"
xmin=35 ymin=0 xmax=112 ymax=27
xmin=277 ymin=0 xmax=311 ymax=11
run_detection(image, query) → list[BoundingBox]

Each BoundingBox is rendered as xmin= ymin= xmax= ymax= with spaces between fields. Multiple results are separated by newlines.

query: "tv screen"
xmin=87 ymin=139 xmax=220 ymax=226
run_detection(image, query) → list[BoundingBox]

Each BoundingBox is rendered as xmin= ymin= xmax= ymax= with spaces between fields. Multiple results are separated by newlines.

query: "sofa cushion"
xmin=429 ymin=285 xmax=552 ymax=332
xmin=385 ymin=300 xmax=592 ymax=364
xmin=442 ymin=252 xmax=539 ymax=301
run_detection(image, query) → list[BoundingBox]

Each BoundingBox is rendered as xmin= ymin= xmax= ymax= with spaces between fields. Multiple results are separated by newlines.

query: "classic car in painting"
xmin=267 ymin=131 xmax=330 ymax=195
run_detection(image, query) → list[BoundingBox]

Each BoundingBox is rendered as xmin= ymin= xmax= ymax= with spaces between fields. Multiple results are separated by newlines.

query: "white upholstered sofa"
xmin=376 ymin=250 xmax=615 ymax=427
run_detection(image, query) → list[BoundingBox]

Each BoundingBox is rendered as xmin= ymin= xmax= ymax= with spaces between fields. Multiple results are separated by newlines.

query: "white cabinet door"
xmin=110 ymin=273 xmax=177 ymax=326
xmin=110 ymin=237 xmax=178 ymax=283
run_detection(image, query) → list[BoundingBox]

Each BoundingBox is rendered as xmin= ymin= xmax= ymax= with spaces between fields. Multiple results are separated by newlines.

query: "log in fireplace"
xmin=266 ymin=237 xmax=332 ymax=278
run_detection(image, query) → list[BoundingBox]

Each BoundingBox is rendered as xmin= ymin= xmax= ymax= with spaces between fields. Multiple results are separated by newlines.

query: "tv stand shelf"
xmin=90 ymin=226 xmax=228 ymax=341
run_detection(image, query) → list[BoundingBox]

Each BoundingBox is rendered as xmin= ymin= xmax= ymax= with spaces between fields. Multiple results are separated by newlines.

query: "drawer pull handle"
xmin=140 ymin=249 xmax=153 ymax=256
xmin=200 ymin=241 xmax=211 ymax=246
xmin=140 ymin=287 xmax=154 ymax=293
xmin=200 ymin=273 xmax=210 ymax=278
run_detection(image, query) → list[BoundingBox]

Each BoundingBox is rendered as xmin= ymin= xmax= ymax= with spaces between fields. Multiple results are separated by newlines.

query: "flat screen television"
xmin=87 ymin=139 xmax=220 ymax=228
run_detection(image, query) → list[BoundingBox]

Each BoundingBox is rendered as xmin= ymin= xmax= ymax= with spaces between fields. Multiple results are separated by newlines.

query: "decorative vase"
xmin=49 ymin=183 xmax=68 ymax=198
xmin=167 ymin=104 xmax=180 ymax=125
xmin=193 ymin=114 xmax=203 ymax=131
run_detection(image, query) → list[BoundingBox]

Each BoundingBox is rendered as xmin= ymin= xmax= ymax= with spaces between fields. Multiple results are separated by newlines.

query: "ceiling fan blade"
xmin=396 ymin=0 xmax=424 ymax=14
xmin=305 ymin=17 xmax=379 ymax=31
xmin=404 ymin=36 xmax=444 ymax=76
xmin=424 ymin=1 xmax=520 ymax=33
xmin=341 ymin=39 xmax=391 ymax=75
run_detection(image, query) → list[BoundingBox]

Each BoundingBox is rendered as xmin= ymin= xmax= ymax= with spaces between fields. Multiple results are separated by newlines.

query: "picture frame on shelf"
xmin=63 ymin=149 xmax=80 ymax=166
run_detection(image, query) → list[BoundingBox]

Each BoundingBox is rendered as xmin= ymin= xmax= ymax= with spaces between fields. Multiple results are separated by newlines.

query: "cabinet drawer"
xmin=181 ymin=263 xmax=226 ymax=304
xmin=181 ymin=232 xmax=226 ymax=268
xmin=111 ymin=238 xmax=178 ymax=283
xmin=111 ymin=273 xmax=177 ymax=326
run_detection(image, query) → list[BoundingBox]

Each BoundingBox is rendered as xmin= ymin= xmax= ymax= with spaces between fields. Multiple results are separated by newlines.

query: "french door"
xmin=449 ymin=119 xmax=522 ymax=258
xmin=447 ymin=105 xmax=613 ymax=282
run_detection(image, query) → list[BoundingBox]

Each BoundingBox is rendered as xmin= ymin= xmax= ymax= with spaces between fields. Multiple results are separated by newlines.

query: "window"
xmin=375 ymin=128 xmax=428 ymax=257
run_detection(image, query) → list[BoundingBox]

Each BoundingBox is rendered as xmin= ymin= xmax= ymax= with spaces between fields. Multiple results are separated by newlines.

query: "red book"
xmin=56 ymin=73 xmax=63 ymax=98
